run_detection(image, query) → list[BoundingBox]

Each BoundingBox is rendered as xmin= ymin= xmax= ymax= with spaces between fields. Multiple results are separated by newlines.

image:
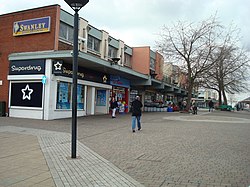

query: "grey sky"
xmin=1 ymin=0 xmax=249 ymax=100
xmin=1 ymin=0 xmax=249 ymax=50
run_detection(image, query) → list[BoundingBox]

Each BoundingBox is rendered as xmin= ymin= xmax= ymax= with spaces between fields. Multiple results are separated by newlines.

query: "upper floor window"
xmin=59 ymin=22 xmax=73 ymax=42
xmin=87 ymin=35 xmax=100 ymax=53
xmin=108 ymin=46 xmax=118 ymax=58
xmin=150 ymin=58 xmax=155 ymax=70
xmin=124 ymin=53 xmax=131 ymax=67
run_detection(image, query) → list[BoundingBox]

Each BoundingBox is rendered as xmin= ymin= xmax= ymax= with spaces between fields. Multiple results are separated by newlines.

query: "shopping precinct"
xmin=0 ymin=4 xmax=188 ymax=120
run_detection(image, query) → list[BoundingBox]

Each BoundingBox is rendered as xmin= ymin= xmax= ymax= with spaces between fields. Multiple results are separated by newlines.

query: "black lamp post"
xmin=64 ymin=0 xmax=89 ymax=158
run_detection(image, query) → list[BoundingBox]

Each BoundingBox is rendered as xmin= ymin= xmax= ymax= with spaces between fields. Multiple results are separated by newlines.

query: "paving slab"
xmin=0 ymin=110 xmax=250 ymax=187
xmin=0 ymin=126 xmax=143 ymax=187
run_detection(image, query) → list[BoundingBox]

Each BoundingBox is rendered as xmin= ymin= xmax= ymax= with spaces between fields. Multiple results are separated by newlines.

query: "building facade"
xmin=0 ymin=4 xmax=187 ymax=120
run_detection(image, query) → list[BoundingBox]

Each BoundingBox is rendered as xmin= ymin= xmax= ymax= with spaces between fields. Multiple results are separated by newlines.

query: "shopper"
xmin=131 ymin=96 xmax=143 ymax=132
xmin=192 ymin=100 xmax=198 ymax=115
xmin=208 ymin=100 xmax=214 ymax=112
xmin=110 ymin=97 xmax=118 ymax=118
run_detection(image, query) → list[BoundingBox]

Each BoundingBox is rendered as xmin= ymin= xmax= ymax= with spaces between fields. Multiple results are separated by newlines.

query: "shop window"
xmin=96 ymin=90 xmax=106 ymax=106
xmin=77 ymin=85 xmax=85 ymax=109
xmin=87 ymin=35 xmax=100 ymax=53
xmin=56 ymin=82 xmax=85 ymax=110
xmin=59 ymin=22 xmax=74 ymax=43
xmin=56 ymin=82 xmax=72 ymax=109
xmin=10 ymin=82 xmax=43 ymax=108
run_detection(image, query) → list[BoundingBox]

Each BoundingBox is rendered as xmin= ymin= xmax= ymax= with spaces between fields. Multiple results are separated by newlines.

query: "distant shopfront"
xmin=110 ymin=75 xmax=130 ymax=113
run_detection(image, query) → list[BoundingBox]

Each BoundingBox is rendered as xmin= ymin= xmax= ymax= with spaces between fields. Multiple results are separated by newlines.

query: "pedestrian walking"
xmin=131 ymin=96 xmax=143 ymax=133
xmin=110 ymin=97 xmax=118 ymax=118
xmin=208 ymin=100 xmax=214 ymax=112
xmin=192 ymin=100 xmax=198 ymax=115
xmin=182 ymin=100 xmax=187 ymax=111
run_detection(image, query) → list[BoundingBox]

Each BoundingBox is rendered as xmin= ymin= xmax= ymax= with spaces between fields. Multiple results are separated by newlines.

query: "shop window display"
xmin=56 ymin=82 xmax=85 ymax=110
xmin=111 ymin=87 xmax=128 ymax=113
xmin=96 ymin=90 xmax=106 ymax=106
xmin=77 ymin=85 xmax=85 ymax=109
xmin=56 ymin=82 xmax=71 ymax=109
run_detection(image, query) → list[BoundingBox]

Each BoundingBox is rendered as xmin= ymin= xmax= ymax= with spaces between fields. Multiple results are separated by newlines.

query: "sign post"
xmin=42 ymin=75 xmax=47 ymax=84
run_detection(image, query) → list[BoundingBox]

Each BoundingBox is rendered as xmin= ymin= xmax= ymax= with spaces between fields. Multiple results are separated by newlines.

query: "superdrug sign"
xmin=9 ymin=59 xmax=45 ymax=75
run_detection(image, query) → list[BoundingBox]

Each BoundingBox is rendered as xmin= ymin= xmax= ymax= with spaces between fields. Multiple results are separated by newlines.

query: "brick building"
xmin=0 ymin=4 xmax=186 ymax=119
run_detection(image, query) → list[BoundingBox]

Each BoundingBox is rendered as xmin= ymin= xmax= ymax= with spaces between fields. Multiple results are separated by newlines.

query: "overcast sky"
xmin=1 ymin=0 xmax=249 ymax=100
xmin=1 ymin=0 xmax=250 ymax=50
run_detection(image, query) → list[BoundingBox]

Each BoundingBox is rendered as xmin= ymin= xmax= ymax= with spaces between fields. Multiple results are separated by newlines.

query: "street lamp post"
xmin=64 ymin=0 xmax=89 ymax=158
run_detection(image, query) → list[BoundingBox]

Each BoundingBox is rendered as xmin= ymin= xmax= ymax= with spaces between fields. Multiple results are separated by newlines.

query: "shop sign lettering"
xmin=13 ymin=17 xmax=51 ymax=36
xmin=11 ymin=65 xmax=42 ymax=72
xmin=53 ymin=62 xmax=109 ymax=84
xmin=9 ymin=60 xmax=45 ymax=75
xmin=62 ymin=67 xmax=85 ymax=79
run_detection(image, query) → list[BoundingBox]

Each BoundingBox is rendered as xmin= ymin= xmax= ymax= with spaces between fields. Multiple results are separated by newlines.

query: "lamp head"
xmin=110 ymin=57 xmax=120 ymax=65
xmin=64 ymin=0 xmax=89 ymax=11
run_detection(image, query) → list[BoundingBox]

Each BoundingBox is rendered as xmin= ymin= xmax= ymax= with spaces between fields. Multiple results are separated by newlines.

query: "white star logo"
xmin=103 ymin=75 xmax=107 ymax=83
xmin=21 ymin=84 xmax=33 ymax=100
xmin=54 ymin=61 xmax=62 ymax=70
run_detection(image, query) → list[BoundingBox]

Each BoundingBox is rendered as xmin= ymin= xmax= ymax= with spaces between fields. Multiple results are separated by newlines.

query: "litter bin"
xmin=0 ymin=101 xmax=6 ymax=116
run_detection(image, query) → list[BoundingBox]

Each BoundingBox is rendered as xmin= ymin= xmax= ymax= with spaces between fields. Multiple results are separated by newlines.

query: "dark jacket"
xmin=110 ymin=101 xmax=118 ymax=109
xmin=131 ymin=100 xmax=143 ymax=116
xmin=208 ymin=101 xmax=214 ymax=108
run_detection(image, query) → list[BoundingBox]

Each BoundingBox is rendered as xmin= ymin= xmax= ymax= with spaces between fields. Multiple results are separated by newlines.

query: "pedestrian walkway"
xmin=0 ymin=126 xmax=144 ymax=187
xmin=1 ymin=111 xmax=250 ymax=187
xmin=163 ymin=113 xmax=250 ymax=123
xmin=0 ymin=131 xmax=55 ymax=187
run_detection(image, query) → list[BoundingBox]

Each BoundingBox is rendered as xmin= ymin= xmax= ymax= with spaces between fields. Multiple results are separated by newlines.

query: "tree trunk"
xmin=222 ymin=89 xmax=228 ymax=105
xmin=186 ymin=78 xmax=194 ymax=111
xmin=218 ymin=91 xmax=222 ymax=106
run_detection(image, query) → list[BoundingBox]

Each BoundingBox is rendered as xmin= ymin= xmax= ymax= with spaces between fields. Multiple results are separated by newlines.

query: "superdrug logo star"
xmin=21 ymin=84 xmax=33 ymax=100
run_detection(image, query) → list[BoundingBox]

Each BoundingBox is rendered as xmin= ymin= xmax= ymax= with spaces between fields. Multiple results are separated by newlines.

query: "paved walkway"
xmin=0 ymin=110 xmax=250 ymax=187
xmin=0 ymin=126 xmax=143 ymax=187
xmin=0 ymin=131 xmax=55 ymax=187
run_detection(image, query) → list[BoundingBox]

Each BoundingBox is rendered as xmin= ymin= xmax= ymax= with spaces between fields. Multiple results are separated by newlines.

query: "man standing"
xmin=131 ymin=96 xmax=143 ymax=133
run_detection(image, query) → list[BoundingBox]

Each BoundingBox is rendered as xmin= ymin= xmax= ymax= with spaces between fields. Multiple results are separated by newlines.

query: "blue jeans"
xmin=132 ymin=116 xmax=141 ymax=130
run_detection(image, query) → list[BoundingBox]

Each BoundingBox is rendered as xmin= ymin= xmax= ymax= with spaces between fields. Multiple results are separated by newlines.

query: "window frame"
xmin=59 ymin=22 xmax=74 ymax=43
xmin=108 ymin=45 xmax=118 ymax=58
xmin=87 ymin=35 xmax=100 ymax=53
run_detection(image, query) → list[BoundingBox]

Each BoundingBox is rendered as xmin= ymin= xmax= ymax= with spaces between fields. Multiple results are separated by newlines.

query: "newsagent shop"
xmin=8 ymin=58 xmax=112 ymax=120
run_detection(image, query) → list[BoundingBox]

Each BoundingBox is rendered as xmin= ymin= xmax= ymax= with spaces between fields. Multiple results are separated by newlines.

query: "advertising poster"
xmin=96 ymin=90 xmax=106 ymax=106
xmin=77 ymin=85 xmax=84 ymax=109
xmin=57 ymin=82 xmax=70 ymax=109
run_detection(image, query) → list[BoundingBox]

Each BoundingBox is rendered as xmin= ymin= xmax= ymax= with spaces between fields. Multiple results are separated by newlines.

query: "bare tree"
xmin=156 ymin=15 xmax=221 ymax=109
xmin=204 ymin=47 xmax=250 ymax=105
xmin=202 ymin=24 xmax=250 ymax=105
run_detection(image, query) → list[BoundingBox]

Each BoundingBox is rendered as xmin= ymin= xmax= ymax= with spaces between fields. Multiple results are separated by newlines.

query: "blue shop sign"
xmin=13 ymin=16 xmax=51 ymax=36
xmin=110 ymin=75 xmax=130 ymax=88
